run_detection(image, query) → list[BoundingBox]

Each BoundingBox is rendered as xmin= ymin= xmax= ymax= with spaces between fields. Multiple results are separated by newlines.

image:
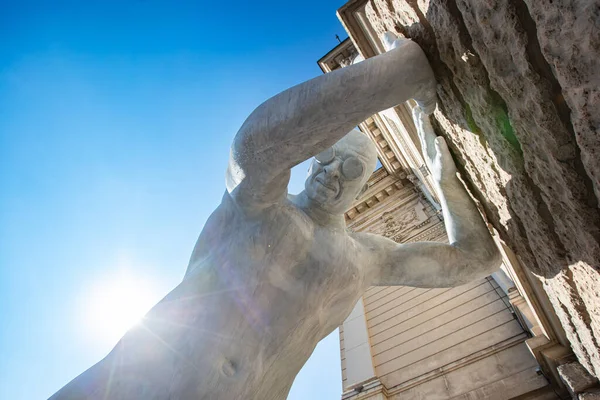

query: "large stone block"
xmin=558 ymin=361 xmax=598 ymax=397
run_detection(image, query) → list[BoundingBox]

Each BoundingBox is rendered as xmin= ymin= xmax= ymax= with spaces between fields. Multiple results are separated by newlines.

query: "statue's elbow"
xmin=464 ymin=245 xmax=502 ymax=280
xmin=482 ymin=246 xmax=503 ymax=274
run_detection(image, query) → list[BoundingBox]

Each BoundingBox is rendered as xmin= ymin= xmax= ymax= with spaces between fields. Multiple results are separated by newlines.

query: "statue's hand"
xmin=381 ymin=31 xmax=413 ymax=52
xmin=412 ymin=107 xmax=457 ymax=185
xmin=381 ymin=31 xmax=437 ymax=114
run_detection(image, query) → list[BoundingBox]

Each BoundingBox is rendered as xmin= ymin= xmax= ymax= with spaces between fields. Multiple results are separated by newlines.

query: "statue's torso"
xmin=106 ymin=193 xmax=370 ymax=399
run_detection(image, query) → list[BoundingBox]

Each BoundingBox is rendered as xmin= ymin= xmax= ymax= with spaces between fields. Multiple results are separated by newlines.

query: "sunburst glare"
xmin=81 ymin=270 xmax=161 ymax=346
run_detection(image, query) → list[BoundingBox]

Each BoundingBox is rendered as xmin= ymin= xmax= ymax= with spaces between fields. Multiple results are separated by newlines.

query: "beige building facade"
xmin=316 ymin=1 xmax=600 ymax=396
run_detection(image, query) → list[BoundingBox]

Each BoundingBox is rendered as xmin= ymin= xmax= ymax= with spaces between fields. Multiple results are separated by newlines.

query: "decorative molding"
xmin=359 ymin=115 xmax=406 ymax=177
xmin=365 ymin=166 xmax=390 ymax=187
xmin=380 ymin=208 xmax=418 ymax=239
xmin=348 ymin=189 xmax=421 ymax=234
xmin=345 ymin=178 xmax=407 ymax=222
xmin=336 ymin=0 xmax=379 ymax=59
xmin=317 ymin=38 xmax=359 ymax=73
xmin=403 ymin=220 xmax=447 ymax=243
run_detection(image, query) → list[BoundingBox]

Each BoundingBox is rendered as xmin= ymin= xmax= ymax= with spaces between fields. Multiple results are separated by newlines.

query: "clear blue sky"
xmin=0 ymin=1 xmax=348 ymax=398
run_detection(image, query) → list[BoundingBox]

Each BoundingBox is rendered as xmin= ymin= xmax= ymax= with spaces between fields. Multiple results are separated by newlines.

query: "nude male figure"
xmin=50 ymin=33 xmax=501 ymax=400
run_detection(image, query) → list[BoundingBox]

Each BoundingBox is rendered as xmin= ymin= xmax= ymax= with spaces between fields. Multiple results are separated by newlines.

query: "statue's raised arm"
xmin=226 ymin=33 xmax=437 ymax=210
xmin=357 ymin=107 xmax=502 ymax=288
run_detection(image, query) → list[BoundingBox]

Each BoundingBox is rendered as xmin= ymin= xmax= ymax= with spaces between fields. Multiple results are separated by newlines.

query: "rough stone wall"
xmin=361 ymin=0 xmax=600 ymax=377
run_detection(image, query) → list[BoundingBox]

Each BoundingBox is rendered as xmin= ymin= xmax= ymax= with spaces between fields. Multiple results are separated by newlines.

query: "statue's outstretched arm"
xmin=226 ymin=34 xmax=436 ymax=208
xmin=357 ymin=109 xmax=502 ymax=288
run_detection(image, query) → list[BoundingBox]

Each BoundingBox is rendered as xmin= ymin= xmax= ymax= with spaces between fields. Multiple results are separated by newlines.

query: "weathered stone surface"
xmin=571 ymin=263 xmax=600 ymax=352
xmin=362 ymin=0 xmax=600 ymax=379
xmin=455 ymin=0 xmax=600 ymax=276
xmin=523 ymin=0 xmax=600 ymax=203
xmin=547 ymin=274 xmax=600 ymax=378
xmin=558 ymin=361 xmax=598 ymax=396
xmin=580 ymin=390 xmax=600 ymax=400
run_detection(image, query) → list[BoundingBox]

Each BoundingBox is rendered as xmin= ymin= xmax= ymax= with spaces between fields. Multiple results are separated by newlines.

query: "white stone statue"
xmin=50 ymin=33 xmax=501 ymax=400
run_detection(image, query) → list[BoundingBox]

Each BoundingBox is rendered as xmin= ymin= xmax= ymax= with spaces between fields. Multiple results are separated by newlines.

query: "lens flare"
xmin=81 ymin=271 xmax=160 ymax=346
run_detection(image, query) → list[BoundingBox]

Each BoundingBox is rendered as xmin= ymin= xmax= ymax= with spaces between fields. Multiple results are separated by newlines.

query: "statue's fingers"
xmin=434 ymin=136 xmax=446 ymax=147
xmin=382 ymin=31 xmax=410 ymax=51
xmin=412 ymin=105 xmax=434 ymax=133
xmin=382 ymin=32 xmax=398 ymax=51
xmin=412 ymin=108 xmax=430 ymax=158
xmin=412 ymin=108 xmax=435 ymax=167
xmin=434 ymin=136 xmax=457 ymax=171
xmin=419 ymin=109 xmax=435 ymax=136
xmin=412 ymin=106 xmax=423 ymax=124
xmin=424 ymin=132 xmax=438 ymax=167
xmin=416 ymin=112 xmax=437 ymax=160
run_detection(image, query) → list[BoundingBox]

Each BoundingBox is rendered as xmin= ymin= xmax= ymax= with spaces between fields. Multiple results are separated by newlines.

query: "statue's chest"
xmin=236 ymin=214 xmax=364 ymax=333
xmin=243 ymin=210 xmax=365 ymax=303
xmin=294 ymin=228 xmax=362 ymax=285
xmin=199 ymin=203 xmax=358 ymax=283
xmin=199 ymin=204 xmax=367 ymax=339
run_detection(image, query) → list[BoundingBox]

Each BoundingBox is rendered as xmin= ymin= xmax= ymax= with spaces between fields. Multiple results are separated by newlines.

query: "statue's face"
xmin=304 ymin=130 xmax=378 ymax=214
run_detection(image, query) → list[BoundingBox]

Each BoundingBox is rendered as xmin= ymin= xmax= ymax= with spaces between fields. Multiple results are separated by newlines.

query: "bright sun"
xmin=82 ymin=271 xmax=161 ymax=345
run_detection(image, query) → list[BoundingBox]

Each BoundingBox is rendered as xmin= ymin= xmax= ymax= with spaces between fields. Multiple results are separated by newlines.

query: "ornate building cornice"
xmin=317 ymin=38 xmax=359 ymax=73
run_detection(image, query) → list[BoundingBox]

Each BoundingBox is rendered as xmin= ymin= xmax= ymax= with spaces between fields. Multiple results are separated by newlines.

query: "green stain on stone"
xmin=464 ymin=104 xmax=482 ymax=135
xmin=494 ymin=105 xmax=522 ymax=155
xmin=463 ymin=102 xmax=522 ymax=156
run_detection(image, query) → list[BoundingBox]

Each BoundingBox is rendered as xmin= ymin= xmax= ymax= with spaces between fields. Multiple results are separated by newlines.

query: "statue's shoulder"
xmin=223 ymin=186 xmax=291 ymax=219
xmin=219 ymin=189 xmax=261 ymax=218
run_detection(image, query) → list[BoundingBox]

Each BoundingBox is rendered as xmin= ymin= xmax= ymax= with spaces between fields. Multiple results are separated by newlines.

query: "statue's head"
xmin=304 ymin=129 xmax=378 ymax=214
